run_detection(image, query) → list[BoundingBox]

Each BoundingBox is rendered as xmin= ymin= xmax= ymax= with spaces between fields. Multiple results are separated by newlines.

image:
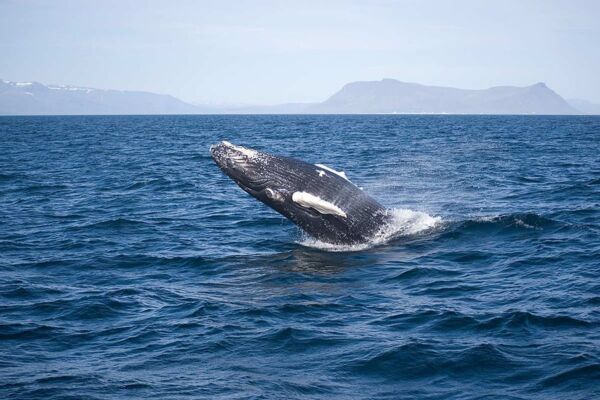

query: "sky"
xmin=1 ymin=0 xmax=599 ymax=104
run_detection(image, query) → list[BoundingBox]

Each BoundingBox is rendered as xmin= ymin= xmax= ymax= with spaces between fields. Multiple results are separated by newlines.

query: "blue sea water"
xmin=0 ymin=114 xmax=599 ymax=399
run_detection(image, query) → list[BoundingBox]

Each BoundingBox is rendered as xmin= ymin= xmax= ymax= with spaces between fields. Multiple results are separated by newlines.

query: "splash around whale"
xmin=210 ymin=141 xmax=439 ymax=247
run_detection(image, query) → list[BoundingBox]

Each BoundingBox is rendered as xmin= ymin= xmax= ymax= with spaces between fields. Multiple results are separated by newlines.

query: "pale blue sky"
xmin=1 ymin=0 xmax=599 ymax=104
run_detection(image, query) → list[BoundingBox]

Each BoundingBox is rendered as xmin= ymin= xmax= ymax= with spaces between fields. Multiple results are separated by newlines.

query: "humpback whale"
xmin=210 ymin=141 xmax=389 ymax=245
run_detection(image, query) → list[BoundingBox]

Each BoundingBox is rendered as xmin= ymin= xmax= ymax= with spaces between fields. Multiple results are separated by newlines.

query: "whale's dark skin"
xmin=210 ymin=141 xmax=389 ymax=245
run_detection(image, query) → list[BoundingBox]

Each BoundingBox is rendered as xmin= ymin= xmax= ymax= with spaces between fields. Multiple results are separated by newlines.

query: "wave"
xmin=74 ymin=218 xmax=150 ymax=230
xmin=370 ymin=309 xmax=593 ymax=334
xmin=296 ymin=210 xmax=565 ymax=253
xmin=539 ymin=363 xmax=600 ymax=389
xmin=298 ymin=208 xmax=442 ymax=252
xmin=348 ymin=341 xmax=517 ymax=380
xmin=465 ymin=213 xmax=557 ymax=230
xmin=430 ymin=212 xmax=565 ymax=244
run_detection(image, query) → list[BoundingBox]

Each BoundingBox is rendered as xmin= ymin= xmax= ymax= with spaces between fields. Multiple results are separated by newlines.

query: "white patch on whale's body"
xmin=292 ymin=191 xmax=347 ymax=218
xmin=265 ymin=188 xmax=284 ymax=202
xmin=315 ymin=164 xmax=349 ymax=181
xmin=317 ymin=169 xmax=326 ymax=177
xmin=221 ymin=141 xmax=258 ymax=158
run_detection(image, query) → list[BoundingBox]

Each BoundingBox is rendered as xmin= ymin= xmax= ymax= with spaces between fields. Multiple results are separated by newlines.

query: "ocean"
xmin=1 ymin=115 xmax=599 ymax=399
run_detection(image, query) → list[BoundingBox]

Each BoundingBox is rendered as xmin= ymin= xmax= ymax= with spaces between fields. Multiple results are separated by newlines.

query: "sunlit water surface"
xmin=1 ymin=115 xmax=599 ymax=399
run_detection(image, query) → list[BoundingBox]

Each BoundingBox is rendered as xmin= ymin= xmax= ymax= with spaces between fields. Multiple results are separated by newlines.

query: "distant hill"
xmin=567 ymin=99 xmax=600 ymax=115
xmin=308 ymin=79 xmax=579 ymax=115
xmin=0 ymin=80 xmax=200 ymax=115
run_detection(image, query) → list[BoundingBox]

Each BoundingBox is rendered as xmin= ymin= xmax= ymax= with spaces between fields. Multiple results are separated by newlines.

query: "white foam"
xmin=514 ymin=219 xmax=536 ymax=229
xmin=292 ymin=191 xmax=347 ymax=217
xmin=222 ymin=140 xmax=258 ymax=158
xmin=315 ymin=163 xmax=349 ymax=181
xmin=298 ymin=208 xmax=441 ymax=252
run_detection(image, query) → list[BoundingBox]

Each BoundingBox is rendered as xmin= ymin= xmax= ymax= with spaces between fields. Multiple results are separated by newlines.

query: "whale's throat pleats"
xmin=291 ymin=191 xmax=347 ymax=218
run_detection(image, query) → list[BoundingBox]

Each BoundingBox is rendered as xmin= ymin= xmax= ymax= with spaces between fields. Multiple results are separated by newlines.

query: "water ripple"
xmin=1 ymin=115 xmax=598 ymax=399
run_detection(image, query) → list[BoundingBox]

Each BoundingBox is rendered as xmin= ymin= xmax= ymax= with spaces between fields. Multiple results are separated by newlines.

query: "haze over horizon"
xmin=1 ymin=0 xmax=599 ymax=105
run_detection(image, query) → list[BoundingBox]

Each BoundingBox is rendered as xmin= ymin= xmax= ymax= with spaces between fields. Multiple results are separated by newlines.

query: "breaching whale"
xmin=210 ymin=141 xmax=389 ymax=245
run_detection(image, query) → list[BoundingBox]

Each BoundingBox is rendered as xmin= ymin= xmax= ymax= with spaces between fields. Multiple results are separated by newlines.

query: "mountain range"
xmin=1 ymin=78 xmax=598 ymax=115
xmin=0 ymin=80 xmax=199 ymax=115
xmin=308 ymin=79 xmax=579 ymax=114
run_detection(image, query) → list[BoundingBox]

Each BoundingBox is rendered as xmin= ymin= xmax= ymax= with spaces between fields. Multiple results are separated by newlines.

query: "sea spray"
xmin=299 ymin=208 xmax=442 ymax=252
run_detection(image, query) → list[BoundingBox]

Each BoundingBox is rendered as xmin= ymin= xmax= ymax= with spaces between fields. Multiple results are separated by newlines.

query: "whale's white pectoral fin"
xmin=315 ymin=164 xmax=349 ymax=181
xmin=292 ymin=191 xmax=347 ymax=218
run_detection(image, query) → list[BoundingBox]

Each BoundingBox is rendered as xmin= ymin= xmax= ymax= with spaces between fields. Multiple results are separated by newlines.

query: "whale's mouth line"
xmin=233 ymin=176 xmax=269 ymax=193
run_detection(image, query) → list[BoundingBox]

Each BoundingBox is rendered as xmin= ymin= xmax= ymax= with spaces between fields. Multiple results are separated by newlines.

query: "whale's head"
xmin=210 ymin=141 xmax=289 ymax=204
xmin=210 ymin=140 xmax=387 ymax=244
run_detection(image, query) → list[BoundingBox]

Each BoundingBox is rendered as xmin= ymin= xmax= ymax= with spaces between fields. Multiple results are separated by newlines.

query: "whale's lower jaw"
xmin=210 ymin=141 xmax=388 ymax=245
